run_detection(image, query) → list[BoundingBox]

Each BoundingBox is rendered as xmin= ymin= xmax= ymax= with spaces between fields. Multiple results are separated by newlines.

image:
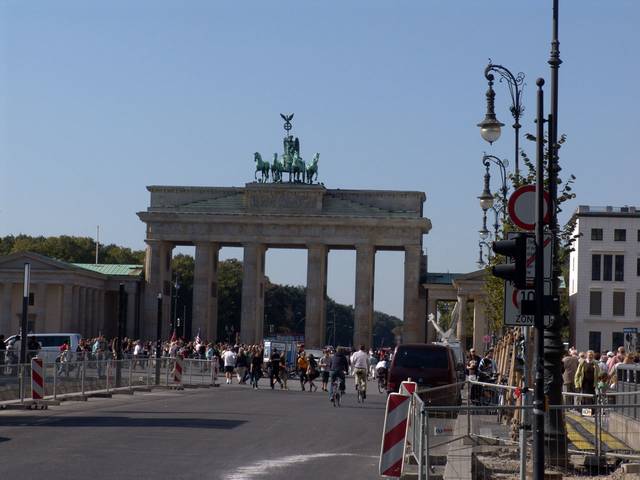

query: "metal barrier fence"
xmin=402 ymin=380 xmax=640 ymax=480
xmin=0 ymin=356 xmax=220 ymax=404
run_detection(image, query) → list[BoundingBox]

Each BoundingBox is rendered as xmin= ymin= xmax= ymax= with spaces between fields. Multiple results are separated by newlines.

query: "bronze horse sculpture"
xmin=254 ymin=152 xmax=270 ymax=183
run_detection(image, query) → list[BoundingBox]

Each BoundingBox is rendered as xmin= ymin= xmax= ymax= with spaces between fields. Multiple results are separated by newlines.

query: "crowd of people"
xmin=0 ymin=332 xmax=393 ymax=402
xmin=562 ymin=346 xmax=637 ymax=401
xmin=463 ymin=343 xmax=639 ymax=406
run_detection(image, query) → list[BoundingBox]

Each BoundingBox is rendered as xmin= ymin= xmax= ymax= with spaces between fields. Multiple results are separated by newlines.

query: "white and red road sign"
xmin=507 ymin=185 xmax=550 ymax=231
xmin=31 ymin=357 xmax=44 ymax=400
xmin=379 ymin=393 xmax=412 ymax=477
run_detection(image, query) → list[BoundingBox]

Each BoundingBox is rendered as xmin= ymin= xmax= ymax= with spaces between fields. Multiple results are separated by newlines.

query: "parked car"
xmin=387 ymin=343 xmax=460 ymax=405
xmin=4 ymin=333 xmax=82 ymax=363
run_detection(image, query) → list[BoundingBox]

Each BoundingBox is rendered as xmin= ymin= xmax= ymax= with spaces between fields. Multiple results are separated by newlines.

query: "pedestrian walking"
xmin=250 ymin=347 xmax=263 ymax=389
xmin=306 ymin=354 xmax=319 ymax=392
xmin=236 ymin=348 xmax=248 ymax=384
xmin=575 ymin=350 xmax=600 ymax=406
xmin=297 ymin=352 xmax=309 ymax=391
xmin=269 ymin=349 xmax=283 ymax=389
xmin=319 ymin=350 xmax=330 ymax=392
xmin=223 ymin=347 xmax=237 ymax=385
xmin=562 ymin=349 xmax=579 ymax=406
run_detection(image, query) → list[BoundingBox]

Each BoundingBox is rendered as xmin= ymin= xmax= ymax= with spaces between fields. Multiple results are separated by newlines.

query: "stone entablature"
xmin=138 ymin=183 xmax=431 ymax=346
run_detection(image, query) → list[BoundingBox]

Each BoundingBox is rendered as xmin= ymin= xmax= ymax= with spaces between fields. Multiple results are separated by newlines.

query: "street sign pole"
xmin=532 ymin=78 xmax=546 ymax=480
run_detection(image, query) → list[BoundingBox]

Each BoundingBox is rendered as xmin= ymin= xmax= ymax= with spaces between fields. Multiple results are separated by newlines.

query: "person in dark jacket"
xmin=269 ymin=349 xmax=283 ymax=389
xmin=328 ymin=348 xmax=349 ymax=400
xmin=250 ymin=347 xmax=263 ymax=389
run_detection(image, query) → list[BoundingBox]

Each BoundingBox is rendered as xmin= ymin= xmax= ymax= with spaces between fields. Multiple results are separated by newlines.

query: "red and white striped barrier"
xmin=379 ymin=393 xmax=411 ymax=477
xmin=399 ymin=380 xmax=417 ymax=396
xmin=173 ymin=354 xmax=183 ymax=386
xmin=31 ymin=357 xmax=45 ymax=400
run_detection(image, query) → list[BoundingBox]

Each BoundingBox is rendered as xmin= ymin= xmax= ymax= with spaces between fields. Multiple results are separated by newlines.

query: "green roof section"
xmin=425 ymin=272 xmax=463 ymax=285
xmin=73 ymin=264 xmax=143 ymax=277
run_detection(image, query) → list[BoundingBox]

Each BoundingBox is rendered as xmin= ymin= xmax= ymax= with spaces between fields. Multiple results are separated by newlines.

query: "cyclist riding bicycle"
xmin=351 ymin=344 xmax=369 ymax=400
xmin=329 ymin=347 xmax=349 ymax=404
xmin=375 ymin=356 xmax=389 ymax=379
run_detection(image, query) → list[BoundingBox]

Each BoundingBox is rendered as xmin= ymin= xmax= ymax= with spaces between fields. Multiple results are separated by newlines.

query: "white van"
xmin=4 ymin=333 xmax=82 ymax=363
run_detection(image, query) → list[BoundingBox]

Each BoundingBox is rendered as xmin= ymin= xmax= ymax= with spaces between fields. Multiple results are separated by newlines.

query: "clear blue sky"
xmin=1 ymin=1 xmax=639 ymax=318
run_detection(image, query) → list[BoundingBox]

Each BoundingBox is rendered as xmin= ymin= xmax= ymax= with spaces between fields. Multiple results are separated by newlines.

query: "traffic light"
xmin=492 ymin=233 xmax=528 ymax=289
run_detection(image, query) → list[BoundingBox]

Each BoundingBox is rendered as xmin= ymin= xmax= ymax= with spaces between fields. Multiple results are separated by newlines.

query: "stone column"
xmin=98 ymin=290 xmax=106 ymax=336
xmin=403 ymin=245 xmax=424 ymax=343
xmin=62 ymin=283 xmax=73 ymax=332
xmin=36 ymin=283 xmax=47 ymax=331
xmin=78 ymin=287 xmax=86 ymax=336
xmin=1 ymin=283 xmax=13 ymax=335
xmin=241 ymin=243 xmax=266 ymax=344
xmin=89 ymin=289 xmax=96 ymax=336
xmin=193 ymin=242 xmax=220 ymax=341
xmin=354 ymin=245 xmax=375 ymax=348
xmin=472 ymin=296 xmax=488 ymax=354
xmin=72 ymin=286 xmax=80 ymax=333
xmin=144 ymin=240 xmax=173 ymax=340
xmin=305 ymin=244 xmax=328 ymax=348
xmin=456 ymin=293 xmax=468 ymax=348
xmin=125 ymin=284 xmax=136 ymax=339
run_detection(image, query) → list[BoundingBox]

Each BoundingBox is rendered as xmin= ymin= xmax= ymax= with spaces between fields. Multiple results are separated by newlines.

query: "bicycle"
xmin=331 ymin=374 xmax=345 ymax=407
xmin=377 ymin=369 xmax=388 ymax=393
xmin=354 ymin=368 xmax=367 ymax=403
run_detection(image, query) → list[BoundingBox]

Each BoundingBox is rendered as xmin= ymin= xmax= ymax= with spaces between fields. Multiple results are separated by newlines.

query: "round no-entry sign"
xmin=507 ymin=185 xmax=550 ymax=231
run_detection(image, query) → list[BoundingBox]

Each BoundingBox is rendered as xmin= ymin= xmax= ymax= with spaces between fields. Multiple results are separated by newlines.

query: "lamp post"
xmin=478 ymin=61 xmax=525 ymax=179
xmin=477 ymin=154 xmax=510 ymax=248
xmin=171 ymin=276 xmax=180 ymax=336
xmin=154 ymin=293 xmax=162 ymax=385
xmin=477 ymin=240 xmax=492 ymax=269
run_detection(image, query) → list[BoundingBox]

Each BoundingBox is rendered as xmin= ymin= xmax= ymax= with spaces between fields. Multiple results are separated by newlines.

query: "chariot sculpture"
xmin=252 ymin=113 xmax=320 ymax=184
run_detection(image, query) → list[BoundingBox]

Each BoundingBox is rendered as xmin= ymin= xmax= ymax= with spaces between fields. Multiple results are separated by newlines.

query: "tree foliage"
xmin=0 ymin=234 xmax=145 ymax=264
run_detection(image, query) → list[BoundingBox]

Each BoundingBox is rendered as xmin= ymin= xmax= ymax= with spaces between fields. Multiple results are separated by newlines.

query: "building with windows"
xmin=569 ymin=205 xmax=640 ymax=352
xmin=0 ymin=252 xmax=143 ymax=339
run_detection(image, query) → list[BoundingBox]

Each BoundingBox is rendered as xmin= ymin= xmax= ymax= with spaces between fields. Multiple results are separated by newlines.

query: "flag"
xmin=194 ymin=329 xmax=201 ymax=345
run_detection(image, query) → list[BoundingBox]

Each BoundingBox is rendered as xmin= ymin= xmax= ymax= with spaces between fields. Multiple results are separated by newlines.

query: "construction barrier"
xmin=379 ymin=392 xmax=412 ymax=477
xmin=399 ymin=380 xmax=417 ymax=397
xmin=31 ymin=357 xmax=44 ymax=400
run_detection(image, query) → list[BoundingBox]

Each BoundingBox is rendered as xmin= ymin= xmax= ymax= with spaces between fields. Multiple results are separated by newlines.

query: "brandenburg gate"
xmin=137 ymin=115 xmax=432 ymax=347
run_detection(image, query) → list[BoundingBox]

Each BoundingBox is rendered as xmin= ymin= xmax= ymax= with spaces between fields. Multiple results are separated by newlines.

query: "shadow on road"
xmin=0 ymin=416 xmax=246 ymax=429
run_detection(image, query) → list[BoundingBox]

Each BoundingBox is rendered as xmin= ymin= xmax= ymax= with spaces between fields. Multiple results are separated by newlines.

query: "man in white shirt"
xmin=351 ymin=345 xmax=370 ymax=399
xmin=222 ymin=348 xmax=238 ymax=384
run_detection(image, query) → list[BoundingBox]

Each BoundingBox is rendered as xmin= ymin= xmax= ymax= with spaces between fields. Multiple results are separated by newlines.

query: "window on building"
xmin=588 ymin=331 xmax=602 ymax=353
xmin=615 ymin=229 xmax=626 ymax=241
xmin=592 ymin=254 xmax=601 ymax=281
xmin=637 ymin=258 xmax=640 ymax=277
xmin=612 ymin=332 xmax=625 ymax=351
xmin=613 ymin=291 xmax=625 ymax=316
xmin=28 ymin=293 xmax=34 ymax=306
xmin=604 ymin=255 xmax=613 ymax=281
xmin=591 ymin=228 xmax=603 ymax=241
xmin=589 ymin=291 xmax=602 ymax=315
xmin=637 ymin=229 xmax=640 ymax=242
xmin=615 ymin=255 xmax=625 ymax=281
xmin=636 ymin=292 xmax=640 ymax=317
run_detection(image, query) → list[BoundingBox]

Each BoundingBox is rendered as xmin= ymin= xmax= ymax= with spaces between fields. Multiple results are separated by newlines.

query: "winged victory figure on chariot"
xmin=253 ymin=113 xmax=320 ymax=184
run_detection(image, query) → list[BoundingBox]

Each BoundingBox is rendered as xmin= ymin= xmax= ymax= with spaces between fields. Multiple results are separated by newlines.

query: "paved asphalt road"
xmin=0 ymin=377 xmax=387 ymax=480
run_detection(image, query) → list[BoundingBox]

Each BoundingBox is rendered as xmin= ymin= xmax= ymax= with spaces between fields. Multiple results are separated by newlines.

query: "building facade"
xmin=0 ymin=252 xmax=143 ymax=339
xmin=569 ymin=205 xmax=640 ymax=352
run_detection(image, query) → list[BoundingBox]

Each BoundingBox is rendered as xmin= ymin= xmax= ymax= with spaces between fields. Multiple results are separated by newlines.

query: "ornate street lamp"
xmin=479 ymin=61 xmax=525 ymax=178
xmin=477 ymin=240 xmax=492 ymax=269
